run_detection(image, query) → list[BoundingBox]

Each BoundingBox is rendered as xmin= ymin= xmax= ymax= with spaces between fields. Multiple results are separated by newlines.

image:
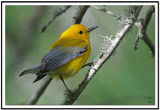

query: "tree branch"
xmin=26 ymin=5 xmax=89 ymax=105
xmin=90 ymin=5 xmax=121 ymax=20
xmin=27 ymin=76 xmax=53 ymax=105
xmin=72 ymin=5 xmax=89 ymax=24
xmin=41 ymin=6 xmax=71 ymax=33
xmin=134 ymin=6 xmax=155 ymax=56
xmin=63 ymin=6 xmax=142 ymax=105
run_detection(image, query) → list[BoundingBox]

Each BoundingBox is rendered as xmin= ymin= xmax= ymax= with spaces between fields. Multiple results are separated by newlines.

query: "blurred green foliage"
xmin=5 ymin=5 xmax=155 ymax=105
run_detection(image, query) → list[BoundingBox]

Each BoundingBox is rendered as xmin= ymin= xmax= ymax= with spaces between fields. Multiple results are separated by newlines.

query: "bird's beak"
xmin=87 ymin=26 xmax=99 ymax=33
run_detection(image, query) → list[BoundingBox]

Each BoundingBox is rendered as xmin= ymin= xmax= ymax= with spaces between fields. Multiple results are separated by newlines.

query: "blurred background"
xmin=5 ymin=5 xmax=155 ymax=105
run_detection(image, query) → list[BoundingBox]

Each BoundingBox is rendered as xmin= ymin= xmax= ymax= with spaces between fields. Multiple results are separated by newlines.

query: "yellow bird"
xmin=19 ymin=24 xmax=98 ymax=90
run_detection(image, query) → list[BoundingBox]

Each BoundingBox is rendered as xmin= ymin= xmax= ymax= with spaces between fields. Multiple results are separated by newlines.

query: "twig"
xmin=26 ymin=5 xmax=89 ymax=105
xmin=41 ymin=6 xmax=71 ymax=33
xmin=63 ymin=6 xmax=142 ymax=105
xmin=134 ymin=6 xmax=155 ymax=56
xmin=90 ymin=5 xmax=121 ymax=20
xmin=27 ymin=76 xmax=53 ymax=105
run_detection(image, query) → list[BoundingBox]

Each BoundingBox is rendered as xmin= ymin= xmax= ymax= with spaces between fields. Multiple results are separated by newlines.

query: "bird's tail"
xmin=19 ymin=64 xmax=43 ymax=77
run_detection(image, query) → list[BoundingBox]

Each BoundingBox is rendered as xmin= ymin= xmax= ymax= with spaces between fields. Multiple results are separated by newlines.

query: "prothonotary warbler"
xmin=19 ymin=24 xmax=98 ymax=90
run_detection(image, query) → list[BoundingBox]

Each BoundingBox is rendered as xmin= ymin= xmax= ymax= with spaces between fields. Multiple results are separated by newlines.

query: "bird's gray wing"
xmin=38 ymin=45 xmax=87 ymax=74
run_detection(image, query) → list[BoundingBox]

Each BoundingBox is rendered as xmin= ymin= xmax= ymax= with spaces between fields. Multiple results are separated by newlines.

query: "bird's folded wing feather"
xmin=39 ymin=39 xmax=88 ymax=74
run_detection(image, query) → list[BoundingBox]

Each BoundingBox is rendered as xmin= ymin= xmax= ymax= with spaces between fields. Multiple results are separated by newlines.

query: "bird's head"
xmin=61 ymin=24 xmax=99 ymax=42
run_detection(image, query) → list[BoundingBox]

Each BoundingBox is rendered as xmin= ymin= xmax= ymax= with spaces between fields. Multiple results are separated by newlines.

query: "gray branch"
xmin=134 ymin=6 xmax=155 ymax=56
xmin=26 ymin=5 xmax=89 ymax=105
xmin=27 ymin=76 xmax=53 ymax=105
xmin=72 ymin=6 xmax=89 ymax=24
xmin=63 ymin=6 xmax=142 ymax=105
xmin=90 ymin=5 xmax=121 ymax=20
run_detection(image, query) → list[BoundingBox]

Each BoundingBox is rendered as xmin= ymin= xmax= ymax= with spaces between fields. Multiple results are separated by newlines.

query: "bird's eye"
xmin=79 ymin=31 xmax=83 ymax=34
